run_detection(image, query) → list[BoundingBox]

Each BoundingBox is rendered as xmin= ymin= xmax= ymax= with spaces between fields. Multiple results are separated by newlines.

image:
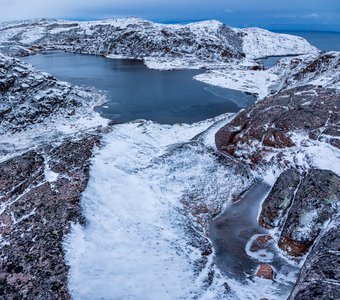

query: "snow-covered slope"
xmin=237 ymin=27 xmax=318 ymax=59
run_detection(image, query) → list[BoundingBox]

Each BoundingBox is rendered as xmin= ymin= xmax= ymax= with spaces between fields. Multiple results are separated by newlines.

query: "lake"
xmin=23 ymin=52 xmax=255 ymax=124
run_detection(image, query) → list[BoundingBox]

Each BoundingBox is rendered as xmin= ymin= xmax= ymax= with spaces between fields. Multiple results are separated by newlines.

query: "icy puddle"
xmin=22 ymin=52 xmax=256 ymax=124
xmin=210 ymin=181 xmax=300 ymax=298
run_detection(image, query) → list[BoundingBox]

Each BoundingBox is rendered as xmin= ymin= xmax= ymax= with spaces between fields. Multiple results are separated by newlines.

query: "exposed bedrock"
xmin=288 ymin=224 xmax=340 ymax=300
xmin=259 ymin=169 xmax=340 ymax=257
xmin=215 ymin=85 xmax=340 ymax=166
xmin=0 ymin=131 xmax=104 ymax=299
xmin=257 ymin=169 xmax=340 ymax=299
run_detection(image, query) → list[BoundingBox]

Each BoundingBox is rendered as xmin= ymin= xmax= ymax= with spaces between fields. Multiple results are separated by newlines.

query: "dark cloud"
xmin=0 ymin=0 xmax=339 ymax=31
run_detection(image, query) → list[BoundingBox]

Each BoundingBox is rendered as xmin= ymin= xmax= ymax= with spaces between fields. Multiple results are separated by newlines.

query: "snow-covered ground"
xmin=61 ymin=115 xmax=305 ymax=300
xmin=195 ymin=52 xmax=340 ymax=99
xmin=63 ymin=116 xmax=243 ymax=300
xmin=195 ymin=69 xmax=278 ymax=99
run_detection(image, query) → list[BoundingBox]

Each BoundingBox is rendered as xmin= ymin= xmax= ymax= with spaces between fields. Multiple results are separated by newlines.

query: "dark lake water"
xmin=23 ymin=52 xmax=255 ymax=124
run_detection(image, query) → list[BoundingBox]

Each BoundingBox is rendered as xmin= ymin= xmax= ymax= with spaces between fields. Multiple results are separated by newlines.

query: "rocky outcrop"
xmin=260 ymin=169 xmax=340 ymax=257
xmin=259 ymin=169 xmax=340 ymax=256
xmin=0 ymin=54 xmax=100 ymax=134
xmin=259 ymin=169 xmax=300 ymax=229
xmin=257 ymin=169 xmax=340 ymax=299
xmin=273 ymin=51 xmax=340 ymax=92
xmin=0 ymin=131 xmax=104 ymax=299
xmin=215 ymin=85 xmax=340 ymax=166
xmin=288 ymin=223 xmax=340 ymax=300
xmin=278 ymin=169 xmax=339 ymax=256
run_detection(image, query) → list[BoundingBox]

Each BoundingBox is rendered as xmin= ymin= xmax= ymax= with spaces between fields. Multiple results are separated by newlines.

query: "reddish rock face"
xmin=278 ymin=236 xmax=309 ymax=257
xmin=215 ymin=86 xmax=340 ymax=166
xmin=0 ymin=131 xmax=102 ymax=299
xmin=256 ymin=264 xmax=274 ymax=280
xmin=250 ymin=235 xmax=273 ymax=252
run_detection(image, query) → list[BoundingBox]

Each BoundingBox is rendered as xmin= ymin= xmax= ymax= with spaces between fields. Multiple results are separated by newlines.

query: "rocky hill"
xmin=0 ymin=18 xmax=317 ymax=65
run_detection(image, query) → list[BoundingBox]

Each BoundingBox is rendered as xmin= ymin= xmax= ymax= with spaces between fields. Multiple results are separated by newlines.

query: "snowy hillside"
xmin=237 ymin=27 xmax=318 ymax=59
xmin=0 ymin=18 xmax=317 ymax=66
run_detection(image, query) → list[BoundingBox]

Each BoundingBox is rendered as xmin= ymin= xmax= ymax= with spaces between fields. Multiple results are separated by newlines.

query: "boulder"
xmin=256 ymin=264 xmax=274 ymax=280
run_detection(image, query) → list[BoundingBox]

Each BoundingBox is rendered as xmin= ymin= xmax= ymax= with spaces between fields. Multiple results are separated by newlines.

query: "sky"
xmin=1 ymin=0 xmax=340 ymax=31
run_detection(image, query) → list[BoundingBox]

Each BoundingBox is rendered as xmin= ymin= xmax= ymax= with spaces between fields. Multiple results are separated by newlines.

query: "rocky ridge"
xmin=0 ymin=18 xmax=317 ymax=66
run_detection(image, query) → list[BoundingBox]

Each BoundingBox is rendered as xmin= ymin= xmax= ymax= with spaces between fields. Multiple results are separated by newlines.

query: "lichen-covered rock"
xmin=278 ymin=169 xmax=340 ymax=256
xmin=0 ymin=131 xmax=103 ymax=299
xmin=289 ymin=223 xmax=340 ymax=300
xmin=215 ymin=86 xmax=340 ymax=165
xmin=259 ymin=169 xmax=300 ymax=229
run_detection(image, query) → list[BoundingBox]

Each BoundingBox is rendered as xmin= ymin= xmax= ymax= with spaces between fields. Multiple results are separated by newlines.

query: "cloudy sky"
xmin=1 ymin=0 xmax=340 ymax=31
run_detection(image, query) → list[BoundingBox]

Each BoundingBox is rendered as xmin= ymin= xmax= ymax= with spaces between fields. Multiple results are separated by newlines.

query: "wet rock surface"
xmin=0 ymin=131 xmax=103 ymax=299
xmin=215 ymin=85 xmax=340 ymax=165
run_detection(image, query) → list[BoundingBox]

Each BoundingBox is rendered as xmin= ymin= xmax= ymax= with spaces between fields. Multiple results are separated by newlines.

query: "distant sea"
xmin=274 ymin=31 xmax=340 ymax=52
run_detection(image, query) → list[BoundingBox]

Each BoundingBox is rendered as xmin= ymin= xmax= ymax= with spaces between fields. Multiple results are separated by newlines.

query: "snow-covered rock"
xmin=0 ymin=18 xmax=317 ymax=65
xmin=237 ymin=27 xmax=318 ymax=59
xmin=0 ymin=53 xmax=107 ymax=135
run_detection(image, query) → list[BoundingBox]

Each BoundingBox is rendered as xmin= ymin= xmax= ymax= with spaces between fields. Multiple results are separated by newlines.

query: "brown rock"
xmin=250 ymin=235 xmax=273 ymax=252
xmin=256 ymin=264 xmax=274 ymax=280
xmin=278 ymin=236 xmax=309 ymax=257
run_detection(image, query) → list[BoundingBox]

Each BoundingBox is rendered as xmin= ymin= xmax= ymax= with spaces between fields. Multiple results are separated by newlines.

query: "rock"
xmin=278 ymin=169 xmax=340 ymax=256
xmin=0 ymin=131 xmax=103 ymax=299
xmin=259 ymin=169 xmax=301 ymax=229
xmin=256 ymin=264 xmax=274 ymax=280
xmin=259 ymin=169 xmax=339 ymax=257
xmin=289 ymin=224 xmax=340 ymax=299
xmin=215 ymin=86 xmax=340 ymax=166
xmin=249 ymin=235 xmax=273 ymax=252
